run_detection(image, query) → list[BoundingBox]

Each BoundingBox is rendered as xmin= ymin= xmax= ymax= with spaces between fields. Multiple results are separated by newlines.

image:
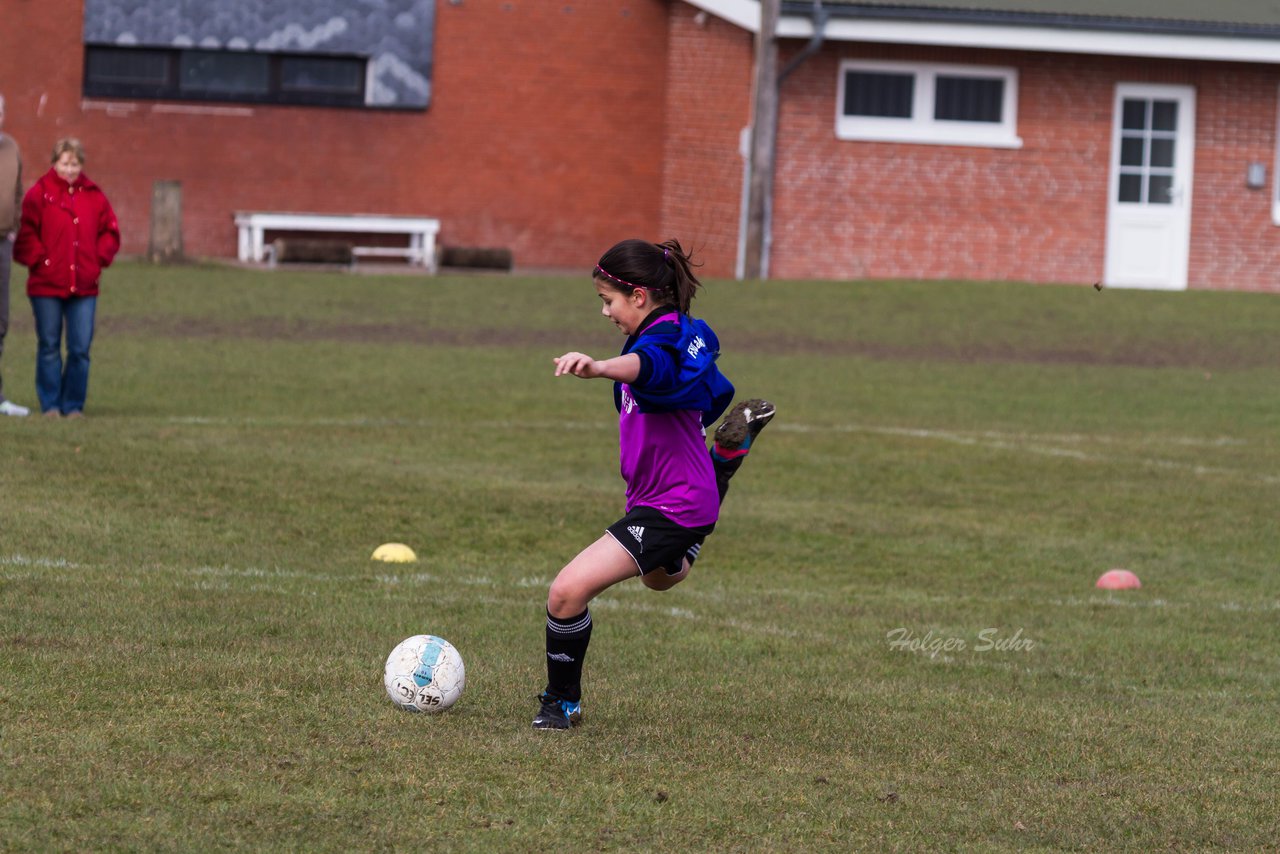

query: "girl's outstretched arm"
xmin=553 ymin=352 xmax=641 ymax=382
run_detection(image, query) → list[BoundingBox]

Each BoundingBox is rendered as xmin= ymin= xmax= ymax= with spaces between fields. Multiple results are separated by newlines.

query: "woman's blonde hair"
xmin=51 ymin=137 xmax=86 ymax=165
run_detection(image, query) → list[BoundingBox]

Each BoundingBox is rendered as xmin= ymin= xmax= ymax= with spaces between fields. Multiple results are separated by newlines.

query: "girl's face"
xmin=595 ymin=278 xmax=649 ymax=336
xmin=54 ymin=151 xmax=83 ymax=185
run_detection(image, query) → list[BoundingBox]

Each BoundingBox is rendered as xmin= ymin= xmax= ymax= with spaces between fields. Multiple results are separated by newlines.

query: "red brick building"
xmin=4 ymin=0 xmax=1280 ymax=290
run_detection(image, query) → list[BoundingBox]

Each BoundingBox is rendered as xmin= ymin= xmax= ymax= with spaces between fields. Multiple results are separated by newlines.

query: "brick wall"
xmin=1186 ymin=62 xmax=1280 ymax=291
xmin=4 ymin=0 xmax=1279 ymax=290
xmin=659 ymin=4 xmax=753 ymax=279
xmin=760 ymin=42 xmax=1280 ymax=290
xmin=0 ymin=0 xmax=671 ymax=270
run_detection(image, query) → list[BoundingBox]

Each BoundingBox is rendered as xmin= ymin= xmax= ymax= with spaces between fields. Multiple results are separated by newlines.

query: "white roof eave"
xmin=684 ymin=0 xmax=1280 ymax=64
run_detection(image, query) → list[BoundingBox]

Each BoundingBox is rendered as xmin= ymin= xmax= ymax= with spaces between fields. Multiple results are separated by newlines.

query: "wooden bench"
xmin=234 ymin=212 xmax=441 ymax=272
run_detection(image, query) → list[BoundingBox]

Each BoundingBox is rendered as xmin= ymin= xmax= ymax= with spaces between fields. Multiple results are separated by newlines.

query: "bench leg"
xmin=419 ymin=234 xmax=438 ymax=273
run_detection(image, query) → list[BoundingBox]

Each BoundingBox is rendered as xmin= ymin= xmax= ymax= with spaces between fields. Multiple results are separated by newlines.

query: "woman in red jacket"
xmin=14 ymin=138 xmax=119 ymax=418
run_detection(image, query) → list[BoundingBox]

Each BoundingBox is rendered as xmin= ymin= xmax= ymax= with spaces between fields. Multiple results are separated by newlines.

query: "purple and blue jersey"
xmin=614 ymin=311 xmax=735 ymax=527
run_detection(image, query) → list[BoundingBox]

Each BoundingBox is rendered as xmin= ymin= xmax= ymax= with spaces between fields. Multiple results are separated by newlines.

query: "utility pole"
xmin=742 ymin=0 xmax=780 ymax=280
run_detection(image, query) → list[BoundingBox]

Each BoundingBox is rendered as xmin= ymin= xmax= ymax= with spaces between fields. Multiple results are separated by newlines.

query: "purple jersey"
xmin=618 ymin=382 xmax=719 ymax=527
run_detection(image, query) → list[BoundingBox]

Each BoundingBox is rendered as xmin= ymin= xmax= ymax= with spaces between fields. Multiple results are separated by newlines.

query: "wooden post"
xmin=148 ymin=180 xmax=184 ymax=264
xmin=743 ymin=0 xmax=780 ymax=281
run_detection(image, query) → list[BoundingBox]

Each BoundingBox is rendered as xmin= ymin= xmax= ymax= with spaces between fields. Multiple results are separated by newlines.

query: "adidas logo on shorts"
xmin=627 ymin=525 xmax=645 ymax=551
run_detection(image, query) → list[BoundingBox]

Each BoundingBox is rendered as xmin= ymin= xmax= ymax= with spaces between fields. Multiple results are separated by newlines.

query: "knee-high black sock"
xmin=683 ymin=542 xmax=702 ymax=570
xmin=545 ymin=608 xmax=592 ymax=703
xmin=712 ymin=451 xmax=746 ymax=503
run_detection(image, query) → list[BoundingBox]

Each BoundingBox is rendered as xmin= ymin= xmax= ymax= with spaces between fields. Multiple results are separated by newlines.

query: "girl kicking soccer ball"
xmin=534 ymin=238 xmax=774 ymax=729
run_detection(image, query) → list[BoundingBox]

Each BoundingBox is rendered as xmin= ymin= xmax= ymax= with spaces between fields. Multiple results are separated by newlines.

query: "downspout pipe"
xmin=759 ymin=0 xmax=829 ymax=278
xmin=779 ymin=1 xmax=831 ymax=85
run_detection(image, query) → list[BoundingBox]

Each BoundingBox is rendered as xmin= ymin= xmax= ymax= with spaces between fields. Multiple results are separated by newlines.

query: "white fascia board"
xmin=683 ymin=0 xmax=1280 ymax=65
xmin=808 ymin=17 xmax=1280 ymax=64
xmin=686 ymin=0 xmax=760 ymax=30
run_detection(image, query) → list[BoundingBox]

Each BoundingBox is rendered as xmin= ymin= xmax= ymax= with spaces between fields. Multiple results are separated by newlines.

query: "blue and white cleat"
xmin=532 ymin=693 xmax=583 ymax=730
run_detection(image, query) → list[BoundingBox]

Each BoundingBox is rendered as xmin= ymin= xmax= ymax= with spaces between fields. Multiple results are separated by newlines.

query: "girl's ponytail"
xmin=656 ymin=239 xmax=700 ymax=314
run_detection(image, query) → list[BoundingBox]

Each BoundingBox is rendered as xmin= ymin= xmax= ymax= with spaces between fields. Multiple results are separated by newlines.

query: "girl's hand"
xmin=553 ymin=352 xmax=603 ymax=378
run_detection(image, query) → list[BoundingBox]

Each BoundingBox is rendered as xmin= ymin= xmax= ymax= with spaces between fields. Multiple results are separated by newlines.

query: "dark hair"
xmin=593 ymin=238 xmax=702 ymax=314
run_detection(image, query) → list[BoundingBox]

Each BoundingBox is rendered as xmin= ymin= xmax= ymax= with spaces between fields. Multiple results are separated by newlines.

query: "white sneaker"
xmin=0 ymin=399 xmax=31 ymax=417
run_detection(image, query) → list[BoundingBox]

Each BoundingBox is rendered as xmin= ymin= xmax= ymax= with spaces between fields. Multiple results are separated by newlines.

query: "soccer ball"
xmin=383 ymin=635 xmax=466 ymax=713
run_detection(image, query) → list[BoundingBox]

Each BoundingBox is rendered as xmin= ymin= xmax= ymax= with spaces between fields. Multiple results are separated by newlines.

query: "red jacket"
xmin=14 ymin=168 xmax=121 ymax=299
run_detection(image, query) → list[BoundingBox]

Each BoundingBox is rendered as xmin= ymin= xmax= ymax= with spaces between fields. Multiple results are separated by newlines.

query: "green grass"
xmin=2 ymin=262 xmax=1278 ymax=851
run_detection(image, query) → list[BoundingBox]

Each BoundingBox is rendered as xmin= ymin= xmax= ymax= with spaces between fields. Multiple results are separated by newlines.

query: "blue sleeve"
xmin=633 ymin=349 xmax=653 ymax=387
xmin=630 ymin=341 xmax=681 ymax=392
xmin=705 ymin=373 xmax=735 ymax=426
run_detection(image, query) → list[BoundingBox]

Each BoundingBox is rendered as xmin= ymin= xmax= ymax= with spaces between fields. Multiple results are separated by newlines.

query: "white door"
xmin=1104 ymin=84 xmax=1196 ymax=290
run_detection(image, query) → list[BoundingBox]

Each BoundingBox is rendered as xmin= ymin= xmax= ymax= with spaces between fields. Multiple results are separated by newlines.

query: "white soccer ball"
xmin=383 ymin=635 xmax=466 ymax=713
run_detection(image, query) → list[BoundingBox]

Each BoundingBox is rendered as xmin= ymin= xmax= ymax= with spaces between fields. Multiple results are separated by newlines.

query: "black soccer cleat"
xmin=714 ymin=399 xmax=776 ymax=453
xmin=532 ymin=693 xmax=582 ymax=730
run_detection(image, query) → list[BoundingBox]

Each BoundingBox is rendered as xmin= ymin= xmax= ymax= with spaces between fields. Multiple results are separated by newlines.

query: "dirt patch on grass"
xmin=739 ymin=333 xmax=1276 ymax=370
xmin=101 ymin=315 xmax=569 ymax=350
xmin=101 ymin=315 xmax=1275 ymax=370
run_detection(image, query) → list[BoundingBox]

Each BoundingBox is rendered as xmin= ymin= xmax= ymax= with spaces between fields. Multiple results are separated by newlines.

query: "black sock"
xmin=713 ymin=453 xmax=745 ymax=503
xmin=683 ymin=542 xmax=702 ymax=571
xmin=545 ymin=608 xmax=592 ymax=702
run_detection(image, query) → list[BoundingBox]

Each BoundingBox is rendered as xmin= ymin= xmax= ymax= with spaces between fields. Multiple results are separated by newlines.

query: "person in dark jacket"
xmin=14 ymin=137 xmax=120 ymax=418
xmin=0 ymin=93 xmax=31 ymax=417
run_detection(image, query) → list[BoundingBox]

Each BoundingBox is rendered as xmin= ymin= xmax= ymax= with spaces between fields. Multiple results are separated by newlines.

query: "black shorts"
xmin=606 ymin=506 xmax=716 ymax=576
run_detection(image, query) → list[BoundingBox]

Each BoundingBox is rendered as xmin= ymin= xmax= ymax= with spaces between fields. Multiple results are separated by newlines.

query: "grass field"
xmin=2 ymin=261 xmax=1278 ymax=851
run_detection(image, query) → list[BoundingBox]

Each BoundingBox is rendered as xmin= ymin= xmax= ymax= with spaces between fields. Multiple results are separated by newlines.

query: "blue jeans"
xmin=30 ymin=295 xmax=97 ymax=415
xmin=0 ymin=238 xmax=12 ymax=403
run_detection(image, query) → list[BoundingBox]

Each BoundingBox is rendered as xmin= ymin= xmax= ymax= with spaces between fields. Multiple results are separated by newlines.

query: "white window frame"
xmin=836 ymin=59 xmax=1022 ymax=149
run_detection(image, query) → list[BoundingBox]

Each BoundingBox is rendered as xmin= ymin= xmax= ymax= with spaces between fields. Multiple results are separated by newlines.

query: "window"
xmin=85 ymin=47 xmax=171 ymax=90
xmin=837 ymin=60 xmax=1021 ymax=148
xmin=179 ymin=51 xmax=270 ymax=97
xmin=84 ymin=45 xmax=367 ymax=108
xmin=1117 ymin=98 xmax=1178 ymax=205
xmin=843 ymin=71 xmax=914 ymax=119
xmin=280 ymin=56 xmax=365 ymax=99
